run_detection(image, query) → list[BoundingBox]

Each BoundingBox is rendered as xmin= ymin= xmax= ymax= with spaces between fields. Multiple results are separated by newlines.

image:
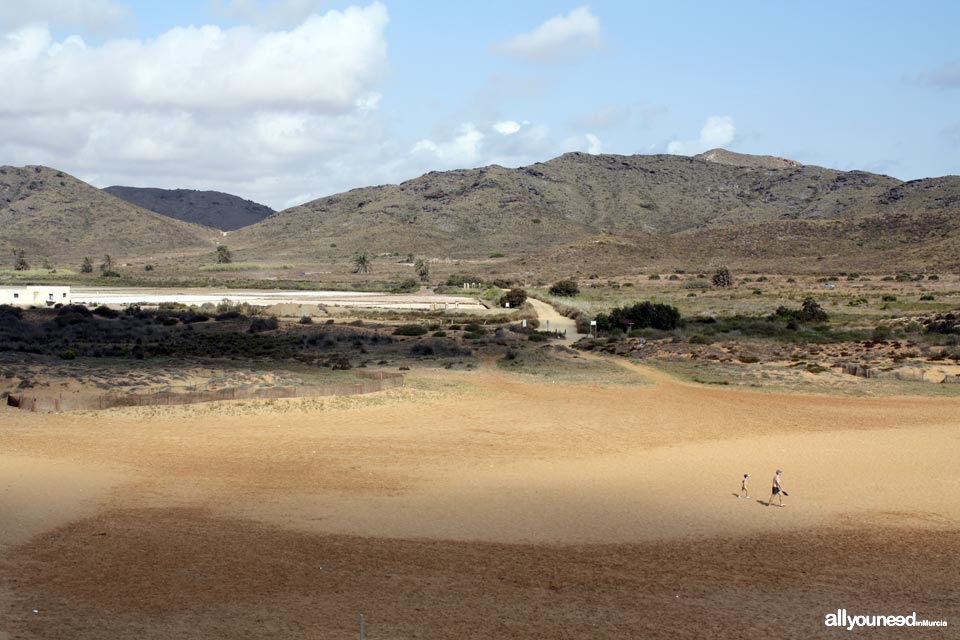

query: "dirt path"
xmin=526 ymin=297 xmax=585 ymax=343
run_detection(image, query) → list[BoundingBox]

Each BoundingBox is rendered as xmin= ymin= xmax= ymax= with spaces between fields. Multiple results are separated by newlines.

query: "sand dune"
xmin=1 ymin=362 xmax=957 ymax=638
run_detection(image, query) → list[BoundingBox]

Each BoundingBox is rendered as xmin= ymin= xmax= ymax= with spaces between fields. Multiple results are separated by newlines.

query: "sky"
xmin=0 ymin=1 xmax=957 ymax=210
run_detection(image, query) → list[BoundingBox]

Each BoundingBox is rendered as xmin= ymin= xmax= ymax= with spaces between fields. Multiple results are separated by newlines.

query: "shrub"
xmin=549 ymin=279 xmax=579 ymax=297
xmin=528 ymin=333 xmax=548 ymax=342
xmin=595 ymin=301 xmax=682 ymax=332
xmin=712 ymin=267 xmax=734 ymax=287
xmin=872 ymin=325 xmax=892 ymax=340
xmin=393 ymin=324 xmax=428 ymax=336
xmin=499 ymin=288 xmax=528 ymax=308
xmin=773 ymin=298 xmax=828 ymax=323
xmin=248 ymin=317 xmax=279 ymax=333
xmin=920 ymin=294 xmax=936 ymax=301
xmin=432 ymin=331 xmax=447 ymax=337
xmin=648 ymin=274 xmax=661 ymax=280
xmin=390 ymin=278 xmax=420 ymax=293
xmin=59 ymin=350 xmax=77 ymax=360
xmin=144 ymin=264 xmax=155 ymax=272
xmin=882 ymin=295 xmax=897 ymax=302
xmin=299 ymin=316 xmax=313 ymax=324
xmin=928 ymin=274 xmax=940 ymax=281
xmin=689 ymin=334 xmax=712 ymax=345
xmin=488 ymin=252 xmax=505 ymax=258
xmin=93 ymin=305 xmax=120 ymax=319
xmin=445 ymin=274 xmax=481 ymax=287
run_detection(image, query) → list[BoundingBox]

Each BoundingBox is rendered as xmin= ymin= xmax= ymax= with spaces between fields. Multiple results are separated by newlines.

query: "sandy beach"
xmin=1 ymin=361 xmax=958 ymax=639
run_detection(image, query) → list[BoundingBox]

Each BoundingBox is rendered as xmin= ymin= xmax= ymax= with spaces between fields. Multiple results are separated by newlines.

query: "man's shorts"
xmin=772 ymin=487 xmax=781 ymax=495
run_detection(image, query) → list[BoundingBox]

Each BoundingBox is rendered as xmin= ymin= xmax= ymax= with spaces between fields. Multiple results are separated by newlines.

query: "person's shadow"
xmin=756 ymin=500 xmax=771 ymax=506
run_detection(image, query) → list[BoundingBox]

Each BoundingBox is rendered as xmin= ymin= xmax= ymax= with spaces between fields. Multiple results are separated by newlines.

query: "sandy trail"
xmin=1 ymin=360 xmax=959 ymax=638
xmin=527 ymin=297 xmax=585 ymax=343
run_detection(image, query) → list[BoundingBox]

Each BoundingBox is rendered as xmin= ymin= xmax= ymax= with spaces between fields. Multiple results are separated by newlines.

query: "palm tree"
xmin=352 ymin=253 xmax=371 ymax=274
xmin=414 ymin=258 xmax=429 ymax=282
xmin=80 ymin=256 xmax=93 ymax=273
xmin=100 ymin=254 xmax=113 ymax=273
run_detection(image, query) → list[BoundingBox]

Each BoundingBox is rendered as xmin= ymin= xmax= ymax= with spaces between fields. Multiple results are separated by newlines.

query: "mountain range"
xmin=2 ymin=150 xmax=958 ymax=274
xmin=103 ymin=186 xmax=274 ymax=231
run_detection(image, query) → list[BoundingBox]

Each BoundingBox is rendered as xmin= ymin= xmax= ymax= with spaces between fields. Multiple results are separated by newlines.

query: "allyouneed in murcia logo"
xmin=825 ymin=609 xmax=949 ymax=631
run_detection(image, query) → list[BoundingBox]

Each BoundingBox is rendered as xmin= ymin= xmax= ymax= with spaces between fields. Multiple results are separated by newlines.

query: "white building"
xmin=0 ymin=285 xmax=71 ymax=307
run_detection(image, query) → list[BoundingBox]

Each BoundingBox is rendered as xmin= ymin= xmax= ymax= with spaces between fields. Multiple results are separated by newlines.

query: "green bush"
xmin=594 ymin=301 xmax=682 ymax=332
xmin=920 ymin=294 xmax=935 ymax=301
xmin=445 ymin=274 xmax=481 ymax=287
xmin=59 ymin=350 xmax=77 ymax=360
xmin=772 ymin=298 xmax=828 ymax=323
xmin=882 ymin=295 xmax=897 ymax=302
xmin=93 ymin=305 xmax=120 ymax=318
xmin=528 ymin=333 xmax=548 ymax=342
xmin=499 ymin=288 xmax=528 ymax=308
xmin=548 ymin=279 xmax=579 ymax=297
xmin=299 ymin=316 xmax=313 ymax=324
xmin=689 ymin=334 xmax=712 ymax=345
xmin=393 ymin=324 xmax=428 ymax=336
xmin=390 ymin=278 xmax=420 ymax=293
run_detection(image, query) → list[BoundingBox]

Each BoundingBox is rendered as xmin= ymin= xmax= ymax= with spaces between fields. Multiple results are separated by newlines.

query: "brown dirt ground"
xmin=1 ymin=360 xmax=959 ymax=639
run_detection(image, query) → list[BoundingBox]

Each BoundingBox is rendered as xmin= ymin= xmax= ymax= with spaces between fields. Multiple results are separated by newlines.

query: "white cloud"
xmin=667 ymin=116 xmax=736 ymax=155
xmin=496 ymin=5 xmax=602 ymax=63
xmin=585 ymin=133 xmax=602 ymax=154
xmin=0 ymin=4 xmax=388 ymax=114
xmin=412 ymin=123 xmax=485 ymax=166
xmin=0 ymin=4 xmax=391 ymax=209
xmin=0 ymin=0 xmax=131 ymax=35
xmin=210 ymin=0 xmax=329 ymax=29
xmin=493 ymin=120 xmax=523 ymax=135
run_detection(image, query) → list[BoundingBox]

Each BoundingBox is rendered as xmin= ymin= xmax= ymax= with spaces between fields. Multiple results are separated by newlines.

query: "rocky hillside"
xmin=1 ymin=166 xmax=217 ymax=266
xmin=694 ymin=148 xmax=802 ymax=170
xmin=231 ymin=150 xmax=944 ymax=266
xmin=104 ymin=186 xmax=274 ymax=231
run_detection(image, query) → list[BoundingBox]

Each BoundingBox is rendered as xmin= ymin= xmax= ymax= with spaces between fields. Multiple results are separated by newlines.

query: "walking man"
xmin=769 ymin=469 xmax=787 ymax=507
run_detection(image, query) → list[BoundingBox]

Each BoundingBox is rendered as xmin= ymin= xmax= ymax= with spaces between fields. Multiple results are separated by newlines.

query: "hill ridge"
xmin=104 ymin=186 xmax=274 ymax=231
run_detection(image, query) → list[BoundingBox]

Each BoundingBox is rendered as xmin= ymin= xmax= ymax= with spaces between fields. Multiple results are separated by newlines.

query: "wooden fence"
xmin=8 ymin=370 xmax=404 ymax=413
